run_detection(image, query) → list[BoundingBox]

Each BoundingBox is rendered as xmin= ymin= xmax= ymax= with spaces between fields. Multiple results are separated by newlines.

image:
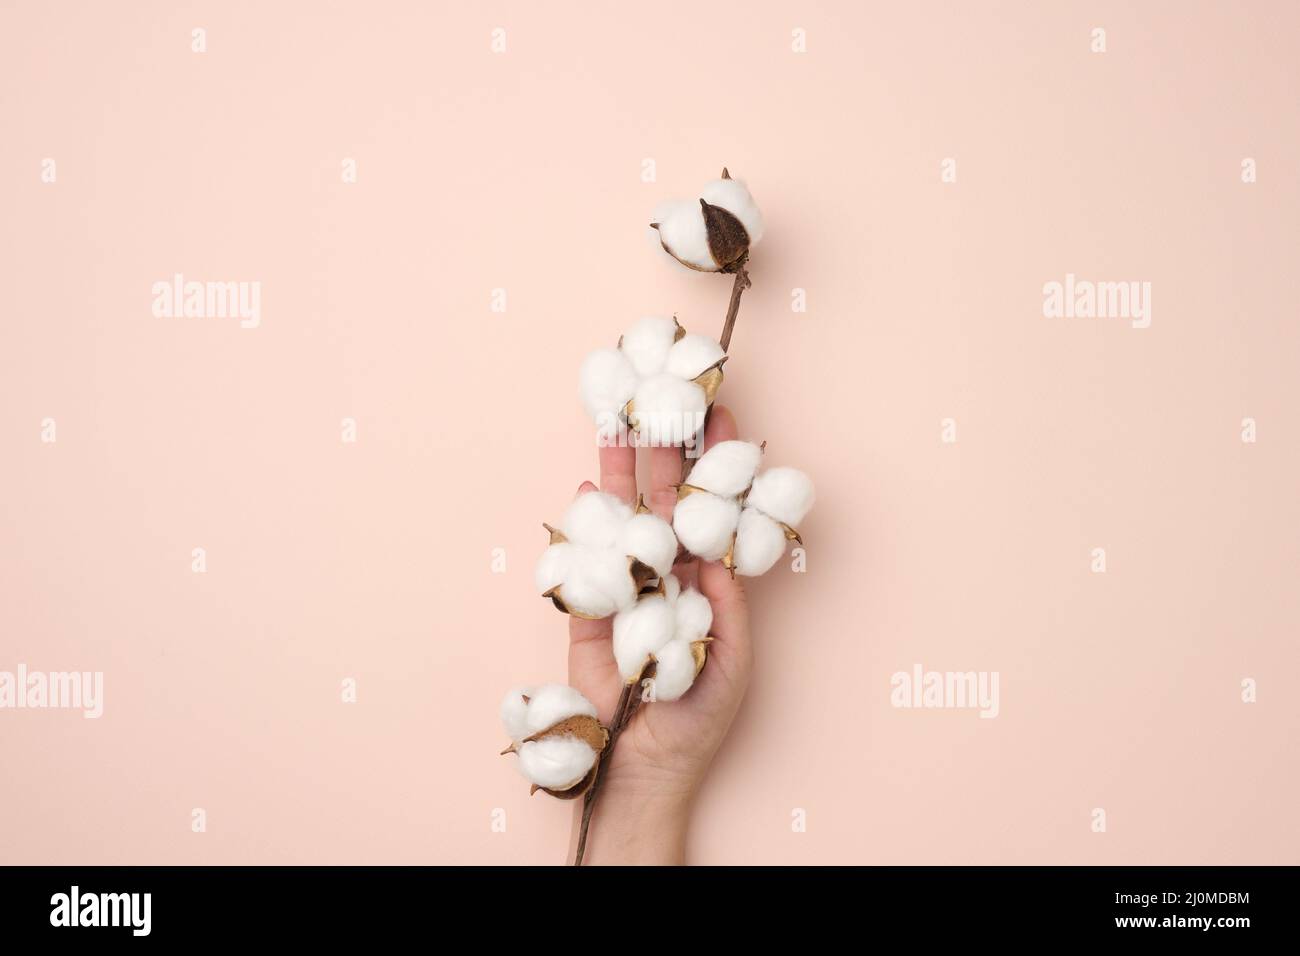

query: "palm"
xmin=567 ymin=407 xmax=752 ymax=792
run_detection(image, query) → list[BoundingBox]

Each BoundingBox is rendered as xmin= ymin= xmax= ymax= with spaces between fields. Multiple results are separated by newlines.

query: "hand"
xmin=565 ymin=406 xmax=752 ymax=865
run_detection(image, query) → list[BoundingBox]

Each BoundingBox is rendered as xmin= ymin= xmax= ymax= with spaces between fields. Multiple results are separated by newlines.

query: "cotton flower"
xmin=611 ymin=574 xmax=713 ymax=702
xmin=579 ymin=316 xmax=726 ymax=445
xmin=500 ymin=683 xmax=608 ymax=798
xmin=536 ymin=490 xmax=678 ymax=618
xmin=650 ymin=169 xmax=763 ymax=273
xmin=673 ymin=441 xmax=814 ymax=577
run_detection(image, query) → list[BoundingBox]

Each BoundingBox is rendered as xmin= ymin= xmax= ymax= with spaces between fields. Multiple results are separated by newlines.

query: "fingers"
xmin=697 ymin=558 xmax=749 ymax=661
xmin=569 ymin=610 xmax=612 ymax=647
xmin=702 ymin=404 xmax=738 ymax=452
xmin=647 ymin=445 xmax=682 ymax=521
xmin=694 ymin=405 xmax=748 ymax=662
xmin=598 ymin=441 xmax=637 ymax=506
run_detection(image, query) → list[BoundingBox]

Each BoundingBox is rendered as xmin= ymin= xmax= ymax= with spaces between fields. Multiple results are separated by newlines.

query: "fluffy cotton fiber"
xmin=617 ymin=513 xmax=678 ymax=581
xmin=629 ymin=373 xmax=707 ymax=447
xmin=612 ymin=592 xmax=676 ymax=680
xmin=672 ymin=441 xmax=816 ymax=578
xmin=745 ymin=466 xmax=815 ymax=528
xmin=732 ymin=507 xmax=788 ymax=577
xmin=534 ymin=541 xmax=574 ymax=594
xmin=665 ymin=334 xmax=726 ymax=381
xmin=562 ymin=491 xmax=632 ymax=550
xmin=652 ymin=174 xmax=763 ymax=272
xmin=557 ymin=555 xmax=637 ymax=619
xmin=536 ymin=490 xmax=677 ymax=618
xmin=685 ymin=439 xmax=763 ymax=497
xmin=579 ymin=348 xmax=638 ymax=440
xmin=502 ymin=683 xmax=598 ymax=739
xmin=620 ymin=316 xmax=679 ymax=378
xmin=500 ymin=684 xmax=601 ymax=791
xmin=672 ymin=491 xmax=740 ymax=562
xmin=519 ymin=737 xmax=597 ymax=790
xmin=652 ymin=199 xmax=714 ymax=271
xmin=579 ymin=317 xmax=723 ymax=446
xmin=610 ymin=574 xmax=713 ymax=702
xmin=648 ymin=639 xmax=698 ymax=702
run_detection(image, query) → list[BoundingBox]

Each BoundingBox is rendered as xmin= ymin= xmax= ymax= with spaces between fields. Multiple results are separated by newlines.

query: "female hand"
xmin=566 ymin=406 xmax=752 ymax=865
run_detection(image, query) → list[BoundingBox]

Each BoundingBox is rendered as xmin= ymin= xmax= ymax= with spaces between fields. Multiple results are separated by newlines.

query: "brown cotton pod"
xmin=692 ymin=357 xmax=727 ymax=406
xmin=690 ymin=637 xmax=713 ymax=678
xmin=700 ymin=198 xmax=750 ymax=270
xmin=639 ymin=575 xmax=668 ymax=598
xmin=507 ymin=713 xmax=610 ymax=800
xmin=675 ymin=482 xmax=707 ymax=501
xmin=539 ymin=521 xmax=661 ymax=618
xmin=540 ymin=584 xmax=603 ymax=620
xmin=524 ymin=714 xmax=609 ymax=753
xmin=628 ymin=555 xmax=659 ymax=592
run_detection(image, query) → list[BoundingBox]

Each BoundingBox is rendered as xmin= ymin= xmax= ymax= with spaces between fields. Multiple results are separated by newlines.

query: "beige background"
xmin=2 ymin=1 xmax=1297 ymax=865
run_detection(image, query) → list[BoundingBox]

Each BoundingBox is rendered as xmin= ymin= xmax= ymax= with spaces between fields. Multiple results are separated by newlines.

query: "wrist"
xmin=570 ymin=781 xmax=691 ymax=866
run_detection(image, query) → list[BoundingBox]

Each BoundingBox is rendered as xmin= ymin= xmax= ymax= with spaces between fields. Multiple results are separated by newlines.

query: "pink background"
xmin=2 ymin=1 xmax=1297 ymax=864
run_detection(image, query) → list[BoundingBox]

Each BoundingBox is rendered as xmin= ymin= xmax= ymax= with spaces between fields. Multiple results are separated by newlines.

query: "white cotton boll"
xmin=522 ymin=683 xmax=598 ymax=737
xmin=665 ymin=334 xmax=725 ymax=381
xmin=674 ymin=587 xmax=713 ymax=642
xmin=617 ymin=512 xmax=677 ymax=578
xmin=579 ymin=347 xmax=637 ymax=430
xmin=700 ymin=177 xmax=764 ymax=246
xmin=561 ymin=549 xmax=638 ymax=618
xmin=673 ymin=491 xmax=741 ymax=561
xmin=612 ymin=595 xmax=675 ymax=680
xmin=746 ymin=467 xmax=816 ymax=528
xmin=733 ymin=507 xmax=788 ymax=577
xmin=649 ymin=639 xmax=697 ymax=702
xmin=620 ymin=316 xmax=679 ymax=378
xmin=630 ymin=373 xmax=707 ymax=447
xmin=535 ymin=542 xmax=575 ymax=594
xmin=662 ymin=572 xmax=681 ymax=604
xmin=561 ymin=491 xmax=633 ymax=549
xmin=653 ymin=199 xmax=715 ymax=271
xmin=500 ymin=687 xmax=534 ymax=742
xmin=687 ymin=440 xmax=763 ymax=497
xmin=518 ymin=737 xmax=597 ymax=790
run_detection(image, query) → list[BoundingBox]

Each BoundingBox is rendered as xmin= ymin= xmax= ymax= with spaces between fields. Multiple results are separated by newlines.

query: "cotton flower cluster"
xmin=535 ymin=490 xmax=678 ymax=619
xmin=612 ymin=574 xmax=713 ymax=702
xmin=651 ymin=169 xmax=763 ymax=273
xmin=579 ymin=316 xmax=726 ymax=445
xmin=673 ymin=440 xmax=815 ymax=577
xmin=500 ymin=683 xmax=608 ymax=798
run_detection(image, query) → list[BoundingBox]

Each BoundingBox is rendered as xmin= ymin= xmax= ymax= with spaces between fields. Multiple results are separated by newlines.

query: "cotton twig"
xmin=573 ymin=665 xmax=653 ymax=866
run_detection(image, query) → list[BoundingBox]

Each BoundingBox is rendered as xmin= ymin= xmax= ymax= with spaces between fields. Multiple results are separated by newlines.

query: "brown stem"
xmin=575 ymin=252 xmax=753 ymax=863
xmin=573 ymin=678 xmax=637 ymax=866
xmin=718 ymin=255 xmax=752 ymax=353
xmin=573 ymin=663 xmax=657 ymax=866
xmin=682 ymin=256 xmax=751 ymax=483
